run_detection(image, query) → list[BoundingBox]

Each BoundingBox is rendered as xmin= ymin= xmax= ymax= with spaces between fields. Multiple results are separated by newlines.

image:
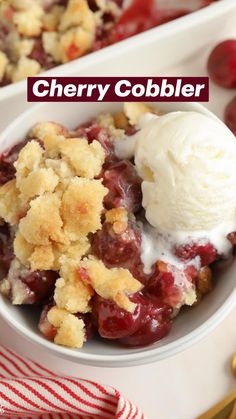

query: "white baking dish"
xmin=0 ymin=0 xmax=235 ymax=131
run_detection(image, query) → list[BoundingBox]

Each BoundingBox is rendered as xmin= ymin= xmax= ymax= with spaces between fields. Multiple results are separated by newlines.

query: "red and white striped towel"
xmin=0 ymin=345 xmax=144 ymax=419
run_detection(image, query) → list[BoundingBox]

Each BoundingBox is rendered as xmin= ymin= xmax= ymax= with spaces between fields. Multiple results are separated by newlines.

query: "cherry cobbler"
xmin=0 ymin=0 xmax=218 ymax=86
xmin=0 ymin=103 xmax=234 ymax=349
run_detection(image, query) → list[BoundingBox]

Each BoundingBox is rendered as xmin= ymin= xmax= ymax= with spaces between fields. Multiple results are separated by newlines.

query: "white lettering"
xmin=132 ymin=84 xmax=145 ymax=97
xmin=182 ymin=84 xmax=195 ymax=97
xmin=175 ymin=79 xmax=182 ymax=97
xmin=32 ymin=80 xmax=49 ymax=97
xmin=195 ymin=84 xmax=205 ymax=97
xmin=77 ymin=84 xmax=89 ymax=96
xmin=97 ymin=84 xmax=110 ymax=101
xmin=160 ymin=79 xmax=174 ymax=97
xmin=115 ymin=80 xmax=131 ymax=97
xmin=64 ymin=84 xmax=77 ymax=97
xmin=87 ymin=84 xmax=97 ymax=97
xmin=146 ymin=79 xmax=160 ymax=97
xmin=49 ymin=78 xmax=63 ymax=97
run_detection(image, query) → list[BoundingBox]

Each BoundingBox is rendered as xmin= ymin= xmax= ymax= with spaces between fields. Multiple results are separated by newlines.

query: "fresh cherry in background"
xmin=207 ymin=40 xmax=236 ymax=88
xmin=224 ymin=97 xmax=236 ymax=136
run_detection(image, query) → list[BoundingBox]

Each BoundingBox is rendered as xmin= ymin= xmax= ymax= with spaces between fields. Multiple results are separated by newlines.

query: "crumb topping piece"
xmin=61 ymin=178 xmax=108 ymax=239
xmin=123 ymin=102 xmax=159 ymax=126
xmin=80 ymin=257 xmax=143 ymax=312
xmin=54 ymin=258 xmax=94 ymax=313
xmin=19 ymin=193 xmax=64 ymax=246
xmin=0 ymin=52 xmax=9 ymax=82
xmin=47 ymin=306 xmax=86 ymax=348
xmin=0 ymin=127 xmax=108 ymax=272
xmin=0 ymin=180 xmax=24 ymax=225
xmin=60 ymin=138 xmax=105 ymax=179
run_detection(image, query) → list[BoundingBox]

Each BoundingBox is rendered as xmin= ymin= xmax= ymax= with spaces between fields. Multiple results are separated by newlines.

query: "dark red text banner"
xmin=27 ymin=77 xmax=209 ymax=102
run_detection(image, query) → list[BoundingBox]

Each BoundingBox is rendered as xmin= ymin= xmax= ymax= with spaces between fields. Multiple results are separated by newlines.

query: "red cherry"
xmin=75 ymin=124 xmax=117 ymax=166
xmin=145 ymin=270 xmax=181 ymax=308
xmin=91 ymin=220 xmax=141 ymax=271
xmin=20 ymin=270 xmax=58 ymax=305
xmin=119 ymin=294 xmax=172 ymax=347
xmin=207 ymin=40 xmax=236 ymax=88
xmin=93 ymin=293 xmax=172 ymax=346
xmin=0 ymin=223 xmax=14 ymax=276
xmin=102 ymin=160 xmax=142 ymax=213
xmin=76 ymin=313 xmax=95 ymax=340
xmin=224 ymin=96 xmax=236 ymax=136
xmin=0 ymin=140 xmax=27 ymax=186
xmin=174 ymin=241 xmax=217 ymax=267
xmin=93 ymin=294 xmax=143 ymax=339
xmin=38 ymin=303 xmax=57 ymax=341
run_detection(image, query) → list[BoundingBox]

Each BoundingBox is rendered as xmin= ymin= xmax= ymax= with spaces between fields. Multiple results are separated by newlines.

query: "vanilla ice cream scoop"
xmin=116 ymin=111 xmax=236 ymax=255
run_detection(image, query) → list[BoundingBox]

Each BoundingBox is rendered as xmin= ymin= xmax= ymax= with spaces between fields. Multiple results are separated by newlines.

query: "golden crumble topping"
xmin=60 ymin=138 xmax=105 ymax=179
xmin=42 ymin=5 xmax=65 ymax=32
xmin=15 ymin=140 xmax=44 ymax=184
xmin=7 ymin=56 xmax=41 ymax=83
xmin=13 ymin=3 xmax=44 ymax=37
xmin=0 ymin=179 xmax=24 ymax=225
xmin=19 ymin=193 xmax=64 ymax=246
xmin=47 ymin=306 xmax=86 ymax=348
xmin=105 ymin=207 xmax=128 ymax=234
xmin=54 ymin=258 xmax=94 ymax=313
xmin=29 ymin=245 xmax=55 ymax=272
xmin=123 ymin=102 xmax=158 ymax=126
xmin=29 ymin=122 xmax=69 ymax=143
xmin=0 ymin=51 xmax=8 ymax=82
xmin=19 ymin=168 xmax=59 ymax=200
xmin=14 ymin=232 xmax=34 ymax=266
xmin=61 ymin=178 xmax=108 ymax=239
xmin=80 ymin=257 xmax=143 ymax=312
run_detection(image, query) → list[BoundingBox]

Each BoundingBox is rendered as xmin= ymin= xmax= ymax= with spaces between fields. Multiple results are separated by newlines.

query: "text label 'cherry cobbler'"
xmin=27 ymin=77 xmax=209 ymax=102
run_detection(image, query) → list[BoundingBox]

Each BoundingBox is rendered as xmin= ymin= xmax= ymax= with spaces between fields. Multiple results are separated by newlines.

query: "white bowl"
xmin=0 ymin=100 xmax=236 ymax=367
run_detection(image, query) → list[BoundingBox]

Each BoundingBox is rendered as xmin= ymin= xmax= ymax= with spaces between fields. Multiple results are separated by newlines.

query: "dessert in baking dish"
xmin=0 ymin=102 xmax=235 ymax=349
xmin=0 ymin=0 xmax=218 ymax=86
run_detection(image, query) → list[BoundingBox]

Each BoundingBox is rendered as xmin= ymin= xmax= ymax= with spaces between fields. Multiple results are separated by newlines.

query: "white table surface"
xmin=1 ymin=21 xmax=236 ymax=419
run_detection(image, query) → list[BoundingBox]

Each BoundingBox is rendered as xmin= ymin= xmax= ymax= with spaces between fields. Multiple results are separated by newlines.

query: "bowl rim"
xmin=0 ymin=100 xmax=236 ymax=367
xmin=1 ymin=285 xmax=236 ymax=367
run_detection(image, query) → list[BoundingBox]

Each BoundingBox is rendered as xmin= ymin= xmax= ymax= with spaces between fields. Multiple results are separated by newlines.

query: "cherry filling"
xmin=93 ymin=293 xmax=172 ymax=346
xmin=102 ymin=160 xmax=142 ymax=213
xmin=28 ymin=39 xmax=56 ymax=70
xmin=38 ymin=302 xmax=57 ymax=341
xmin=0 ymin=141 xmax=28 ymax=186
xmin=91 ymin=220 xmax=141 ymax=270
xmin=119 ymin=295 xmax=172 ymax=347
xmin=12 ymin=269 xmax=58 ymax=305
xmin=0 ymin=223 xmax=14 ymax=276
xmin=75 ymin=124 xmax=117 ymax=166
xmin=174 ymin=241 xmax=217 ymax=267
xmin=93 ymin=294 xmax=143 ymax=339
xmin=145 ymin=268 xmax=181 ymax=309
